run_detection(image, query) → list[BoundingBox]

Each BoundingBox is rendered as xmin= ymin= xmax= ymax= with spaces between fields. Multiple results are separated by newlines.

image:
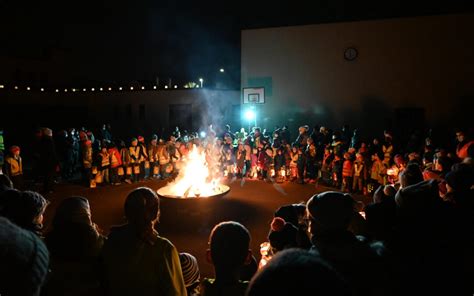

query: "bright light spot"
xmin=26 ymin=87 xmax=31 ymax=90
xmin=130 ymin=86 xmax=134 ymax=90
xmin=119 ymin=87 xmax=123 ymax=90
xmin=55 ymin=89 xmax=59 ymax=92
xmin=100 ymin=88 xmax=103 ymax=91
xmin=14 ymin=86 xmax=18 ymax=90
xmin=165 ymin=85 xmax=168 ymax=89
xmin=200 ymin=131 xmax=206 ymax=138
xmin=64 ymin=89 xmax=68 ymax=92
xmin=244 ymin=110 xmax=256 ymax=121
xmin=0 ymin=85 xmax=4 ymax=89
xmin=199 ymin=78 xmax=203 ymax=82
xmin=141 ymin=86 xmax=145 ymax=90
xmin=40 ymin=88 xmax=44 ymax=92
xmin=72 ymin=89 xmax=76 ymax=92
xmin=174 ymin=85 xmax=177 ymax=89
xmin=195 ymin=85 xmax=199 ymax=88
xmin=153 ymin=85 xmax=157 ymax=89
xmin=91 ymin=88 xmax=95 ymax=91
xmin=220 ymin=68 xmax=224 ymax=73
xmin=108 ymin=87 xmax=112 ymax=91
xmin=83 ymin=88 xmax=87 ymax=92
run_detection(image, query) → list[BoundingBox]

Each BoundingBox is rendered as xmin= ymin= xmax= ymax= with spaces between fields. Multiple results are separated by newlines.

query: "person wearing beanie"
xmin=307 ymin=191 xmax=389 ymax=296
xmin=4 ymin=145 xmax=24 ymax=189
xmin=0 ymin=189 xmax=48 ymax=235
xmin=137 ymin=136 xmax=150 ymax=180
xmin=200 ymin=221 xmax=252 ymax=296
xmin=268 ymin=217 xmax=298 ymax=253
xmin=43 ymin=196 xmax=105 ymax=296
xmin=101 ymin=187 xmax=186 ymax=296
xmin=179 ymin=252 xmax=201 ymax=296
xmin=0 ymin=217 xmax=50 ymax=296
xmin=148 ymin=135 xmax=160 ymax=179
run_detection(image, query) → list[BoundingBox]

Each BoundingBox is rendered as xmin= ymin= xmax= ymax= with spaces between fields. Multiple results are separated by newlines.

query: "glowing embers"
xmin=157 ymin=145 xmax=230 ymax=199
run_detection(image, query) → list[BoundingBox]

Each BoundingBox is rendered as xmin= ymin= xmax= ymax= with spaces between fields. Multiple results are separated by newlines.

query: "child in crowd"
xmin=129 ymin=138 xmax=141 ymax=182
xmin=200 ymin=221 xmax=252 ymax=296
xmin=274 ymin=148 xmax=286 ymax=181
xmin=289 ymin=145 xmax=298 ymax=181
xmin=4 ymin=145 xmax=24 ymax=189
xmin=296 ymin=146 xmax=306 ymax=184
xmin=305 ymin=141 xmax=317 ymax=184
xmin=352 ymin=153 xmax=366 ymax=194
xmin=148 ymin=135 xmax=160 ymax=179
xmin=236 ymin=144 xmax=246 ymax=178
xmin=82 ymin=140 xmax=93 ymax=187
xmin=369 ymin=152 xmax=385 ymax=193
xmin=341 ymin=152 xmax=353 ymax=192
xmin=331 ymin=154 xmax=343 ymax=188
xmin=108 ymin=143 xmax=122 ymax=185
xmin=137 ymin=136 xmax=149 ymax=180
xmin=98 ymin=146 xmax=110 ymax=184
xmin=119 ymin=140 xmax=131 ymax=184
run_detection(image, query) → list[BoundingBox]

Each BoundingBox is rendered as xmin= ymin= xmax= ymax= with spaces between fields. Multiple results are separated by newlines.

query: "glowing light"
xmin=55 ymin=89 xmax=59 ymax=92
xmin=220 ymin=68 xmax=224 ymax=73
xmin=64 ymin=89 xmax=68 ymax=92
xmin=130 ymin=86 xmax=134 ymax=90
xmin=174 ymin=85 xmax=177 ymax=89
xmin=141 ymin=86 xmax=145 ymax=90
xmin=72 ymin=89 xmax=76 ymax=92
xmin=0 ymin=85 xmax=4 ymax=89
xmin=200 ymin=131 xmax=206 ymax=138
xmin=40 ymin=88 xmax=44 ymax=92
xmin=119 ymin=87 xmax=123 ymax=90
xmin=158 ymin=145 xmax=224 ymax=198
xmin=26 ymin=87 xmax=31 ymax=90
xmin=153 ymin=85 xmax=157 ymax=89
xmin=108 ymin=87 xmax=112 ymax=91
xmin=14 ymin=86 xmax=18 ymax=90
xmin=83 ymin=88 xmax=87 ymax=92
xmin=91 ymin=88 xmax=95 ymax=91
xmin=195 ymin=85 xmax=199 ymax=88
xmin=164 ymin=85 xmax=168 ymax=89
xmin=100 ymin=88 xmax=103 ymax=91
xmin=198 ymin=78 xmax=203 ymax=88
xmin=244 ymin=110 xmax=256 ymax=121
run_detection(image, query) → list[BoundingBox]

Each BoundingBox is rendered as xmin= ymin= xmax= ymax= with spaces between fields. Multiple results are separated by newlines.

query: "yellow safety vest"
xmin=6 ymin=155 xmax=22 ymax=176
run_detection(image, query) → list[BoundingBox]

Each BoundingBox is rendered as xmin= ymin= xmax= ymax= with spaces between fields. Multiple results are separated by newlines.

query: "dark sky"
xmin=1 ymin=0 xmax=473 ymax=88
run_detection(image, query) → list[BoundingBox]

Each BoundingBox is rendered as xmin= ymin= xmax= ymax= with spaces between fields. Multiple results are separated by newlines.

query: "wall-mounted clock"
xmin=344 ymin=47 xmax=358 ymax=61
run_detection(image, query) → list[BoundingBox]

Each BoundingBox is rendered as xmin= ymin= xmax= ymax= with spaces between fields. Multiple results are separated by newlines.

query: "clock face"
xmin=344 ymin=47 xmax=358 ymax=61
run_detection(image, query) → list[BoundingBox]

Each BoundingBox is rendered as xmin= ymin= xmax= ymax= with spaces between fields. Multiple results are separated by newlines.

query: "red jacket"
xmin=108 ymin=148 xmax=122 ymax=168
xmin=342 ymin=160 xmax=353 ymax=177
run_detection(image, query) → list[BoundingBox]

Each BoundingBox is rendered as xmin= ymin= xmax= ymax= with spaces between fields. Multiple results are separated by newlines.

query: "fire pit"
xmin=156 ymin=145 xmax=230 ymax=199
xmin=157 ymin=184 xmax=230 ymax=199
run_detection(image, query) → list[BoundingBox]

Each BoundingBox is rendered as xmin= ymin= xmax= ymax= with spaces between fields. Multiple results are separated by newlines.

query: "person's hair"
xmin=306 ymin=191 xmax=355 ymax=233
xmin=0 ymin=174 xmax=14 ymax=193
xmin=209 ymin=221 xmax=250 ymax=270
xmin=268 ymin=217 xmax=298 ymax=252
xmin=124 ymin=187 xmax=160 ymax=240
xmin=0 ymin=190 xmax=48 ymax=233
xmin=247 ymin=249 xmax=350 ymax=296
xmin=46 ymin=196 xmax=102 ymax=259
xmin=399 ymin=163 xmax=423 ymax=188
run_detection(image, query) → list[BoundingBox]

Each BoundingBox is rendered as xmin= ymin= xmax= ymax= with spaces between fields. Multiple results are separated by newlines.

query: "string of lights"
xmin=0 ymin=83 xmax=201 ymax=92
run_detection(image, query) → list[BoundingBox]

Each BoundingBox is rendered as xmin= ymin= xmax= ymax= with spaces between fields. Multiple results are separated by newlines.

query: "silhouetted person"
xmin=101 ymin=187 xmax=186 ymax=296
xmin=247 ymin=249 xmax=351 ymax=296
xmin=39 ymin=128 xmax=59 ymax=193
xmin=200 ymin=221 xmax=252 ymax=296
xmin=0 ymin=217 xmax=50 ymax=296
xmin=44 ymin=197 xmax=106 ymax=296
xmin=307 ymin=191 xmax=390 ymax=296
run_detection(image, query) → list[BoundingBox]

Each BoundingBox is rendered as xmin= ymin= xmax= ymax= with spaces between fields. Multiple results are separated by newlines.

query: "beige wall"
xmin=241 ymin=14 xmax=474 ymax=134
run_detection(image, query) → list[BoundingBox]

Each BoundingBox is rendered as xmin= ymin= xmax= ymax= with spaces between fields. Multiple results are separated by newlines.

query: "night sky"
xmin=1 ymin=0 xmax=473 ymax=88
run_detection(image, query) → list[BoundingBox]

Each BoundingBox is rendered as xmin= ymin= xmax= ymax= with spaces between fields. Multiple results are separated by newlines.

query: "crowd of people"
xmin=2 ymin=123 xmax=473 ymax=196
xmin=0 ymin=122 xmax=473 ymax=295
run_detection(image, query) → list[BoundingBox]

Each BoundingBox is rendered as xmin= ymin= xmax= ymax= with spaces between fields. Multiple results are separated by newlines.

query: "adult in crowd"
xmin=0 ymin=217 xmax=49 ymax=296
xmin=306 ymin=191 xmax=390 ymax=296
xmin=247 ymin=249 xmax=351 ymax=296
xmin=101 ymin=187 xmax=186 ymax=296
xmin=43 ymin=196 xmax=106 ymax=296
xmin=0 ymin=189 xmax=48 ymax=235
xmin=39 ymin=128 xmax=59 ymax=193
xmin=200 ymin=221 xmax=252 ymax=296
xmin=0 ymin=173 xmax=14 ymax=193
xmin=393 ymin=179 xmax=473 ymax=295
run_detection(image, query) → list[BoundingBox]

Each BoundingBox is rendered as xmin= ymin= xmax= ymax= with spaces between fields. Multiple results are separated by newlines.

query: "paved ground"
xmin=42 ymin=178 xmax=371 ymax=277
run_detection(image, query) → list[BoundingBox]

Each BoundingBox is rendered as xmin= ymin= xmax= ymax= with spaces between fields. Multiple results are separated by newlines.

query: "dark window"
xmin=126 ymin=104 xmax=132 ymax=118
xmin=139 ymin=104 xmax=145 ymax=120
